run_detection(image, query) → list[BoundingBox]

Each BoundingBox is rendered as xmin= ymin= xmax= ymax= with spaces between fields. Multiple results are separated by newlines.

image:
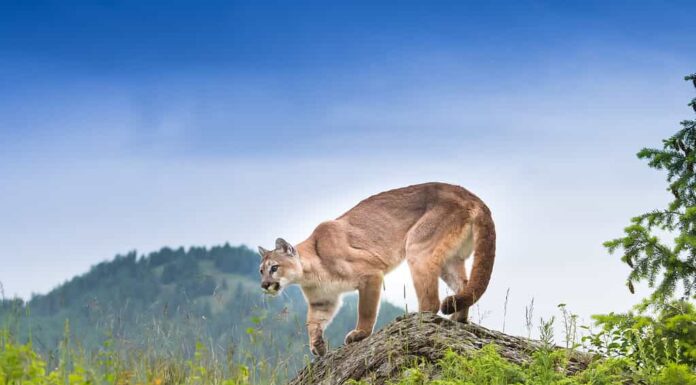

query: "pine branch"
xmin=607 ymin=73 xmax=696 ymax=304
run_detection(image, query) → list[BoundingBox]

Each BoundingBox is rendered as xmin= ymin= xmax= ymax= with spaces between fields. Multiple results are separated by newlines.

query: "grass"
xmin=1 ymin=323 xmax=256 ymax=385
xmin=2 ymin=300 xmax=694 ymax=385
xmin=4 ymin=330 xmax=695 ymax=385
xmin=362 ymin=345 xmax=696 ymax=385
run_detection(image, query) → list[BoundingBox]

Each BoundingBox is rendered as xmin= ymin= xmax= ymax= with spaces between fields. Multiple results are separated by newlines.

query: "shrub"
xmin=585 ymin=300 xmax=696 ymax=371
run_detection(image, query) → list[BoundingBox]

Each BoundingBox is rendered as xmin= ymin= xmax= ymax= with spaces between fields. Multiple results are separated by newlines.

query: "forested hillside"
xmin=0 ymin=244 xmax=403 ymax=373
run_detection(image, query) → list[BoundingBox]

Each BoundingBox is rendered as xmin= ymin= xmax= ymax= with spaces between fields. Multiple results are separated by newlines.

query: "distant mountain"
xmin=0 ymin=244 xmax=403 ymax=372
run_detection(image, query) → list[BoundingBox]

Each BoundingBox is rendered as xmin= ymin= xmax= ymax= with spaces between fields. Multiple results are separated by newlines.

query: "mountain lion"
xmin=257 ymin=182 xmax=496 ymax=356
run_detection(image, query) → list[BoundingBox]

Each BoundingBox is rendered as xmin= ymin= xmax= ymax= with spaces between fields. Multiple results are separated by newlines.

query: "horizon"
xmin=2 ymin=0 xmax=696 ymax=338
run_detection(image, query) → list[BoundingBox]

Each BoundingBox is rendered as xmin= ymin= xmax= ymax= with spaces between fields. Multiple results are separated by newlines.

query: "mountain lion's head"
xmin=257 ymin=238 xmax=302 ymax=295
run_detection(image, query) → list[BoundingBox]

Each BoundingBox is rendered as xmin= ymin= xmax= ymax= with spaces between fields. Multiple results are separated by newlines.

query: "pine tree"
xmin=605 ymin=73 xmax=696 ymax=304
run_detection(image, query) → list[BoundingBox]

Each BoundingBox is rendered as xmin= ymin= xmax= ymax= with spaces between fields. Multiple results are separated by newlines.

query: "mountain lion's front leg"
xmin=345 ymin=273 xmax=383 ymax=344
xmin=306 ymin=297 xmax=339 ymax=356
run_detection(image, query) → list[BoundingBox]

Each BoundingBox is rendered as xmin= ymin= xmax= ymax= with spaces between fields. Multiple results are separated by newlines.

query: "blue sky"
xmin=1 ymin=1 xmax=695 ymax=336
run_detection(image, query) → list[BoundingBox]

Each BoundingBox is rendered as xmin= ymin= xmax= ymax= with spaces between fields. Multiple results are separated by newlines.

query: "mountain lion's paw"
xmin=344 ymin=329 xmax=370 ymax=344
xmin=310 ymin=336 xmax=327 ymax=356
xmin=450 ymin=310 xmax=470 ymax=323
xmin=309 ymin=328 xmax=327 ymax=356
xmin=440 ymin=295 xmax=460 ymax=315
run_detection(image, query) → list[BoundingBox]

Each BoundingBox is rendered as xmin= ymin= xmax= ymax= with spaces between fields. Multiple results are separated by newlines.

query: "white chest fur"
xmin=302 ymin=279 xmax=356 ymax=303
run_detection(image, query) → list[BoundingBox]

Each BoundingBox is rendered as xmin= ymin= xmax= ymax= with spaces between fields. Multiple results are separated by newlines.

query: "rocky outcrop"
xmin=289 ymin=312 xmax=592 ymax=385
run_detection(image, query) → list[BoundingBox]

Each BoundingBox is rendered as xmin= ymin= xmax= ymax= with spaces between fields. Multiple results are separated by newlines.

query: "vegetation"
xmin=3 ymin=308 xmax=696 ymax=385
xmin=585 ymin=300 xmax=695 ymax=372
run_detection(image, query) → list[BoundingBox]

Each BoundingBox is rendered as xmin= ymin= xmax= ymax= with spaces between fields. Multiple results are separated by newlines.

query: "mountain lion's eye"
xmin=259 ymin=268 xmax=263 ymax=275
xmin=270 ymin=265 xmax=279 ymax=273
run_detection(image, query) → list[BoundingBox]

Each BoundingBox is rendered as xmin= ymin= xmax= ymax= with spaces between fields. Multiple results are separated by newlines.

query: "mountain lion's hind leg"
xmin=441 ymin=258 xmax=470 ymax=323
xmin=407 ymin=257 xmax=441 ymax=313
xmin=405 ymin=211 xmax=456 ymax=314
xmin=345 ymin=273 xmax=383 ymax=344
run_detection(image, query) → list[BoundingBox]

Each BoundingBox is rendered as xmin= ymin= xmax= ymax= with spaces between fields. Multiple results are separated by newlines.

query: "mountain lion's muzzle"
xmin=261 ymin=281 xmax=280 ymax=294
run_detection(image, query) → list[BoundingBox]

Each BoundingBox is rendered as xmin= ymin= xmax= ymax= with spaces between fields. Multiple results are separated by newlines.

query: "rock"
xmin=289 ymin=312 xmax=593 ymax=385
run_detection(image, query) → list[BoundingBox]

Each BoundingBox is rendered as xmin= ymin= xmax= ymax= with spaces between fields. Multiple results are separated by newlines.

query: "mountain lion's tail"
xmin=462 ymin=205 xmax=496 ymax=306
xmin=441 ymin=204 xmax=496 ymax=314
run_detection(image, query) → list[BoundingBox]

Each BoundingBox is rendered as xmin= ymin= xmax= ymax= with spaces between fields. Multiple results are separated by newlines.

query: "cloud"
xmin=0 ymin=28 xmax=693 ymax=336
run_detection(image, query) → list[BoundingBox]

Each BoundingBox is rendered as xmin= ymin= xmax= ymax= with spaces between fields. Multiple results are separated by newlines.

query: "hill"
xmin=0 ymin=244 xmax=403 ymax=375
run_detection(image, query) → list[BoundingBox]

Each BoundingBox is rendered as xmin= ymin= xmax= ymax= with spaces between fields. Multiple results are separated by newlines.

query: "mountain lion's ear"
xmin=258 ymin=246 xmax=270 ymax=257
xmin=275 ymin=238 xmax=296 ymax=256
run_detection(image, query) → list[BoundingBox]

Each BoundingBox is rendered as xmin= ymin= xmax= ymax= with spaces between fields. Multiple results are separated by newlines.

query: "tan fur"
xmin=258 ymin=182 xmax=496 ymax=356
